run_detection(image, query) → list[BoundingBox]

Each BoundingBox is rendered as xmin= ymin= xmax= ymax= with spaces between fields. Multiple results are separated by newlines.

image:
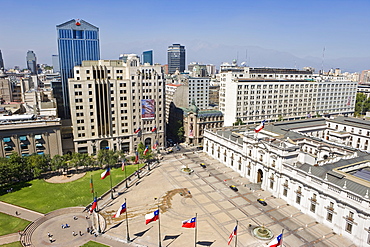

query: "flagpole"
xmin=124 ymin=159 xmax=128 ymax=188
xmin=109 ymin=166 xmax=114 ymax=199
xmin=90 ymin=175 xmax=94 ymax=201
xmin=234 ymin=220 xmax=238 ymax=247
xmin=95 ymin=192 xmax=101 ymax=234
xmin=158 ymin=205 xmax=162 ymax=247
xmin=281 ymin=229 xmax=284 ymax=247
xmin=194 ymin=213 xmax=197 ymax=247
xmin=125 ymin=198 xmax=130 ymax=242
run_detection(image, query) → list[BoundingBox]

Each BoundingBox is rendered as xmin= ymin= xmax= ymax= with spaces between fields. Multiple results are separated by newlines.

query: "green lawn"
xmin=1 ymin=242 xmax=23 ymax=247
xmin=0 ymin=165 xmax=142 ymax=214
xmin=80 ymin=241 xmax=109 ymax=247
xmin=0 ymin=212 xmax=30 ymax=236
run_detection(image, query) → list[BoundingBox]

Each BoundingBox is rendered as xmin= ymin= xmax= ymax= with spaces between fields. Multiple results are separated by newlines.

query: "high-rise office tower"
xmin=56 ymin=19 xmax=100 ymax=118
xmin=167 ymin=44 xmax=185 ymax=74
xmin=0 ymin=50 xmax=4 ymax=70
xmin=142 ymin=50 xmax=153 ymax=65
xmin=52 ymin=55 xmax=60 ymax=73
xmin=26 ymin=51 xmax=37 ymax=75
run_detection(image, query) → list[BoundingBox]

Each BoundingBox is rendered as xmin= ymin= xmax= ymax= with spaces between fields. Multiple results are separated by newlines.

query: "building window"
xmin=346 ymin=222 xmax=353 ymax=233
xmin=327 ymin=211 xmax=333 ymax=222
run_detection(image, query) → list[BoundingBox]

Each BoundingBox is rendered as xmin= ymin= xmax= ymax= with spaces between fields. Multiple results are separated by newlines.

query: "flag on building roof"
xmin=145 ymin=209 xmax=159 ymax=224
xmin=254 ymin=120 xmax=266 ymax=133
xmin=135 ymin=151 xmax=139 ymax=164
xmin=89 ymin=198 xmax=97 ymax=213
xmin=227 ymin=225 xmax=237 ymax=245
xmin=134 ymin=127 xmax=141 ymax=134
xmin=143 ymin=146 xmax=149 ymax=155
xmin=101 ymin=167 xmax=110 ymax=179
xmin=112 ymin=203 xmax=126 ymax=218
xmin=151 ymin=125 xmax=157 ymax=132
xmin=182 ymin=217 xmax=196 ymax=228
xmin=267 ymin=233 xmax=283 ymax=247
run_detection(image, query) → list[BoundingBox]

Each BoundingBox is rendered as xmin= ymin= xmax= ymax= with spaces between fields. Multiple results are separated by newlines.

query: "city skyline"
xmin=1 ymin=0 xmax=370 ymax=72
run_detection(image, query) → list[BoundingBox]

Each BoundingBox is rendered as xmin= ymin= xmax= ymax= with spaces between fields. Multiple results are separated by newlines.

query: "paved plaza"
xmin=0 ymin=147 xmax=357 ymax=247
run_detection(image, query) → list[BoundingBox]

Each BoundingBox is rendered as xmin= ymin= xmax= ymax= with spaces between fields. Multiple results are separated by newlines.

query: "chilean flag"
xmin=134 ymin=151 xmax=139 ymax=164
xmin=227 ymin=225 xmax=237 ymax=245
xmin=143 ymin=146 xmax=149 ymax=155
xmin=151 ymin=126 xmax=157 ymax=132
xmin=112 ymin=203 xmax=126 ymax=218
xmin=182 ymin=217 xmax=196 ymax=228
xmin=89 ymin=198 xmax=97 ymax=213
xmin=134 ymin=127 xmax=141 ymax=134
xmin=267 ymin=233 xmax=283 ymax=247
xmin=101 ymin=168 xmax=110 ymax=179
xmin=145 ymin=209 xmax=159 ymax=224
xmin=254 ymin=120 xmax=266 ymax=133
xmin=153 ymin=140 xmax=159 ymax=149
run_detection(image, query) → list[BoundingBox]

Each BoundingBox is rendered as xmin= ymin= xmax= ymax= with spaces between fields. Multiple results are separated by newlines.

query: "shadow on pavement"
xmin=133 ymin=226 xmax=153 ymax=239
xmin=196 ymin=240 xmax=215 ymax=246
xmin=163 ymin=233 xmax=182 ymax=246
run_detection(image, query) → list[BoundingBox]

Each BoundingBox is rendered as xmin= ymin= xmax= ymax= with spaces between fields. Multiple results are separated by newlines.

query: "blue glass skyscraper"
xmin=142 ymin=50 xmax=153 ymax=65
xmin=56 ymin=19 xmax=100 ymax=118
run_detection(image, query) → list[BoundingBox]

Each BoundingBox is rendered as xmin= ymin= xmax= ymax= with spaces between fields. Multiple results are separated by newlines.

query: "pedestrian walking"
xmin=87 ymin=227 xmax=90 ymax=233
xmin=73 ymin=215 xmax=78 ymax=220
xmin=72 ymin=231 xmax=76 ymax=236
xmin=61 ymin=224 xmax=64 ymax=229
xmin=15 ymin=211 xmax=19 ymax=215
xmin=47 ymin=232 xmax=51 ymax=237
xmin=49 ymin=237 xmax=53 ymax=243
xmin=79 ymin=231 xmax=83 ymax=236
xmin=65 ymin=223 xmax=69 ymax=228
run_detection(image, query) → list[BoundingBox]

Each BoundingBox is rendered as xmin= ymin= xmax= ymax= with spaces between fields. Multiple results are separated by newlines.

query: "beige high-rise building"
xmin=68 ymin=57 xmax=165 ymax=154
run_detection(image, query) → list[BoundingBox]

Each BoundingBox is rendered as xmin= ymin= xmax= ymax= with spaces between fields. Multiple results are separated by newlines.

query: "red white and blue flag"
xmin=134 ymin=127 xmax=141 ymax=134
xmin=267 ymin=233 xmax=283 ymax=247
xmin=101 ymin=168 xmax=110 ymax=179
xmin=145 ymin=209 xmax=159 ymax=224
xmin=254 ymin=120 xmax=266 ymax=133
xmin=89 ymin=198 xmax=97 ymax=213
xmin=227 ymin=225 xmax=238 ymax=245
xmin=135 ymin=151 xmax=139 ymax=164
xmin=151 ymin=125 xmax=157 ymax=132
xmin=112 ymin=203 xmax=126 ymax=218
xmin=143 ymin=146 xmax=149 ymax=155
xmin=182 ymin=217 xmax=196 ymax=228
xmin=153 ymin=140 xmax=159 ymax=149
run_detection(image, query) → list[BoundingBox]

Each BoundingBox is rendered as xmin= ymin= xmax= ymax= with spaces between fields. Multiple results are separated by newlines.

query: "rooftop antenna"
xmin=321 ymin=47 xmax=325 ymax=75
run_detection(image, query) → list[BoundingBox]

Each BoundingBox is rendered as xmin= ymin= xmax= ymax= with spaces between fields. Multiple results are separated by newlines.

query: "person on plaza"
xmin=72 ymin=231 xmax=76 ymax=236
xmin=73 ymin=215 xmax=78 ymax=220
xmin=47 ymin=232 xmax=52 ymax=237
xmin=87 ymin=227 xmax=90 ymax=233
xmin=65 ymin=223 xmax=69 ymax=228
xmin=79 ymin=231 xmax=83 ymax=236
xmin=49 ymin=237 xmax=53 ymax=243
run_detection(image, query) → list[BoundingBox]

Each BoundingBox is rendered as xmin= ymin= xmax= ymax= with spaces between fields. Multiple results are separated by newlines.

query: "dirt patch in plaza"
xmin=107 ymin=188 xmax=191 ymax=223
xmin=45 ymin=172 xmax=86 ymax=183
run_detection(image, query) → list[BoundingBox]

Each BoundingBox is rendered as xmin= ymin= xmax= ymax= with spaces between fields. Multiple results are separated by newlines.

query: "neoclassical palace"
xmin=203 ymin=117 xmax=370 ymax=246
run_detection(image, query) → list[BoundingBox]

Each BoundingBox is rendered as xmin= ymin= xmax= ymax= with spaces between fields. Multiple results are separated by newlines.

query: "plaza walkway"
xmin=0 ymin=145 xmax=358 ymax=246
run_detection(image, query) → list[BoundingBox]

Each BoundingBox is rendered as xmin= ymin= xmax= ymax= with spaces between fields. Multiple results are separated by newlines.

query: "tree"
xmin=25 ymin=154 xmax=50 ymax=178
xmin=233 ymin=118 xmax=244 ymax=126
xmin=97 ymin=149 xmax=118 ymax=168
xmin=177 ymin=126 xmax=185 ymax=142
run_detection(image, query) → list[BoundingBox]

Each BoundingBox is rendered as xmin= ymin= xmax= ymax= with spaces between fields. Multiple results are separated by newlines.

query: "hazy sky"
xmin=1 ymin=0 xmax=370 ymax=70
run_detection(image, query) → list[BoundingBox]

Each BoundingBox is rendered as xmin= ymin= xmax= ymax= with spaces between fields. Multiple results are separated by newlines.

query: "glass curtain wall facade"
xmin=167 ymin=44 xmax=185 ymax=74
xmin=142 ymin=50 xmax=153 ymax=65
xmin=56 ymin=19 xmax=100 ymax=118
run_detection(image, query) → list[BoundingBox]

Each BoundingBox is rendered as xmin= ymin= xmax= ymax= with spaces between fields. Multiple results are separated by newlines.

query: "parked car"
xmin=166 ymin=148 xmax=173 ymax=154
xmin=229 ymin=185 xmax=238 ymax=192
xmin=200 ymin=163 xmax=206 ymax=168
xmin=257 ymin=198 xmax=267 ymax=206
xmin=176 ymin=146 xmax=181 ymax=151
